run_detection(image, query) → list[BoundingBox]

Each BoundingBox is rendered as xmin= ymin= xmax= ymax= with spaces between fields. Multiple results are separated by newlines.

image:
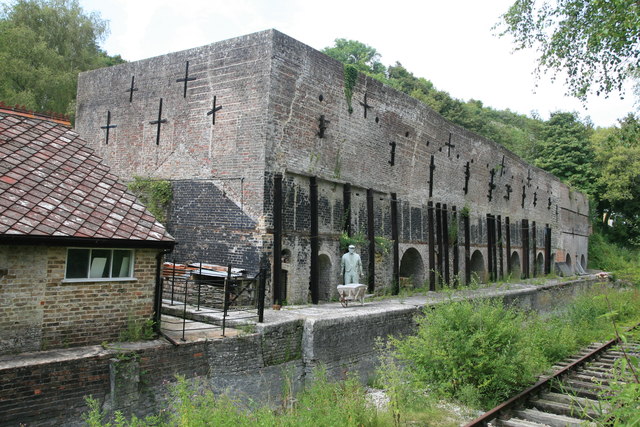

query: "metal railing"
xmin=160 ymin=262 xmax=266 ymax=342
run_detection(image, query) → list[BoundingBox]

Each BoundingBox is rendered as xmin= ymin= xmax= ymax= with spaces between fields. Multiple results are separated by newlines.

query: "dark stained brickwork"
xmin=167 ymin=180 xmax=260 ymax=270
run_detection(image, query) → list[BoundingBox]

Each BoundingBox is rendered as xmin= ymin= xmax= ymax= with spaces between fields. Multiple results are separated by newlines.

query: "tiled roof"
xmin=0 ymin=111 xmax=174 ymax=247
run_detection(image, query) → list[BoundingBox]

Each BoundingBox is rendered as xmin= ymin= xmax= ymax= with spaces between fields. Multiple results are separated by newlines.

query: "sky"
xmin=77 ymin=0 xmax=637 ymax=128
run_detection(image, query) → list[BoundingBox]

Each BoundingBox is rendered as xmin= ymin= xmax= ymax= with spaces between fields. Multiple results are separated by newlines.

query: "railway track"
xmin=465 ymin=328 xmax=640 ymax=426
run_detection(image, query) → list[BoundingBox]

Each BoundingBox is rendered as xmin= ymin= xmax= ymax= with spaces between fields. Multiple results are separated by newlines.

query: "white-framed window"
xmin=65 ymin=248 xmax=134 ymax=281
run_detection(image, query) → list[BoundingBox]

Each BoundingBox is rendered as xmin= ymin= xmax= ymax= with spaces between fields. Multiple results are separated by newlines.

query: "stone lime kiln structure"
xmin=75 ymin=30 xmax=590 ymax=305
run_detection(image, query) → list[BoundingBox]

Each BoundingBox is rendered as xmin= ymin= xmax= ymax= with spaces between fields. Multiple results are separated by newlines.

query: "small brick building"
xmin=0 ymin=108 xmax=174 ymax=355
xmin=75 ymin=30 xmax=590 ymax=305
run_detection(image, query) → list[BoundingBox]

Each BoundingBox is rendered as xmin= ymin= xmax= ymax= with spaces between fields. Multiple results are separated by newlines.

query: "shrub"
xmin=127 ymin=177 xmax=172 ymax=224
xmin=391 ymin=299 xmax=545 ymax=408
xmin=388 ymin=287 xmax=640 ymax=410
xmin=589 ymin=231 xmax=640 ymax=284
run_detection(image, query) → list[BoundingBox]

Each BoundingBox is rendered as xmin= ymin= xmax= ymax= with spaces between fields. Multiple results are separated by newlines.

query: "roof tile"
xmin=0 ymin=112 xmax=173 ymax=244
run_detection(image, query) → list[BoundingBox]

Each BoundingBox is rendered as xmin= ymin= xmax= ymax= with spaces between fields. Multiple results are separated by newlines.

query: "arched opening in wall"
xmin=399 ymin=247 xmax=424 ymax=289
xmin=536 ymin=253 xmax=544 ymax=276
xmin=318 ymin=254 xmax=333 ymax=301
xmin=470 ymin=250 xmax=486 ymax=283
xmin=281 ymin=249 xmax=291 ymax=265
xmin=580 ymin=254 xmax=586 ymax=270
xmin=510 ymin=251 xmax=521 ymax=279
xmin=565 ymin=253 xmax=572 ymax=268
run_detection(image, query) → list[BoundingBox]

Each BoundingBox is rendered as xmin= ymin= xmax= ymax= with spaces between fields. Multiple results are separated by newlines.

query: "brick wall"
xmin=167 ymin=180 xmax=262 ymax=270
xmin=0 ymin=245 xmax=159 ymax=355
xmin=0 ymin=245 xmax=47 ymax=354
xmin=74 ymin=29 xmax=590 ymax=304
xmin=0 ymin=321 xmax=304 ymax=426
xmin=263 ymin=30 xmax=589 ymax=295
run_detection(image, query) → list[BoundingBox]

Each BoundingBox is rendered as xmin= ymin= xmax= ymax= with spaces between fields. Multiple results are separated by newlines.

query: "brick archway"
xmin=399 ymin=247 xmax=424 ymax=289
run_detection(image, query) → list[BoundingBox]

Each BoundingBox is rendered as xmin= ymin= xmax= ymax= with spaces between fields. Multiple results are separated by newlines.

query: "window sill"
xmin=61 ymin=277 xmax=138 ymax=284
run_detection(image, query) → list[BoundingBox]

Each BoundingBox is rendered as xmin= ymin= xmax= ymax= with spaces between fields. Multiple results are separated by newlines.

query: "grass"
xmin=387 ymin=285 xmax=640 ymax=411
xmin=118 ymin=316 xmax=155 ymax=342
xmin=84 ymin=370 xmax=383 ymax=426
xmin=589 ymin=230 xmax=640 ymax=284
xmin=84 ymin=233 xmax=640 ymax=426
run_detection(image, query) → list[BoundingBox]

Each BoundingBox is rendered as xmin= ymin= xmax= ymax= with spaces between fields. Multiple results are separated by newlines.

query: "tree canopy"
xmin=593 ymin=114 xmax=640 ymax=245
xmin=322 ymin=39 xmax=386 ymax=78
xmin=497 ymin=0 xmax=640 ymax=101
xmin=534 ymin=112 xmax=597 ymax=195
xmin=0 ymin=0 xmax=123 ymax=117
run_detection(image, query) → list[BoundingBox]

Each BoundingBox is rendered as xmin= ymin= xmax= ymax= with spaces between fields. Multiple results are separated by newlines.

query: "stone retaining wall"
xmin=0 ymin=276 xmax=607 ymax=425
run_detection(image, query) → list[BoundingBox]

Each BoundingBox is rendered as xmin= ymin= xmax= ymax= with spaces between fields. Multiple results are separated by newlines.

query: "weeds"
xmin=84 ymin=370 xmax=380 ymax=426
xmin=589 ymin=231 xmax=640 ymax=284
xmin=119 ymin=316 xmax=155 ymax=342
xmin=391 ymin=298 xmax=544 ymax=408
xmin=387 ymin=286 xmax=640 ymax=410
xmin=596 ymin=300 xmax=640 ymax=426
xmin=603 ymin=343 xmax=640 ymax=425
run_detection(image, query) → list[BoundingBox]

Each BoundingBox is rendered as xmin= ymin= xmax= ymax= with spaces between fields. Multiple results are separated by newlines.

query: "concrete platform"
xmin=259 ymin=274 xmax=604 ymax=324
xmin=160 ymin=314 xmax=240 ymax=344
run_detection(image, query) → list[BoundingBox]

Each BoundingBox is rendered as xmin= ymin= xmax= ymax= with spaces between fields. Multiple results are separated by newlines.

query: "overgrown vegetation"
xmin=84 ymin=286 xmax=640 ymax=425
xmin=342 ymin=64 xmax=359 ymax=114
xmin=339 ymin=231 xmax=368 ymax=253
xmin=84 ymin=370 xmax=382 ymax=426
xmin=600 ymin=328 xmax=640 ymax=425
xmin=127 ymin=176 xmax=173 ymax=224
xmin=389 ymin=286 xmax=640 ymax=409
xmin=118 ymin=316 xmax=155 ymax=342
xmin=589 ymin=230 xmax=640 ymax=284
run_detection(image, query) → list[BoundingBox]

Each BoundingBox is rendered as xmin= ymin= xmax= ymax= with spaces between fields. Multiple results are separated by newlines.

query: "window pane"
xmin=89 ymin=249 xmax=111 ymax=278
xmin=66 ymin=249 xmax=89 ymax=278
xmin=112 ymin=250 xmax=132 ymax=278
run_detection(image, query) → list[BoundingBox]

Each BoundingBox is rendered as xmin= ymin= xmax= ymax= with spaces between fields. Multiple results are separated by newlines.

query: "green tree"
xmin=0 ymin=0 xmax=124 ymax=116
xmin=534 ymin=112 xmax=597 ymax=195
xmin=593 ymin=114 xmax=640 ymax=245
xmin=498 ymin=0 xmax=640 ymax=100
xmin=322 ymin=38 xmax=386 ymax=78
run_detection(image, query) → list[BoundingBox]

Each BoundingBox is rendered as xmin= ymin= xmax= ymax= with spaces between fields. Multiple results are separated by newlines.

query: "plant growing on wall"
xmin=374 ymin=236 xmax=393 ymax=255
xmin=448 ymin=220 xmax=459 ymax=243
xmin=127 ymin=176 xmax=173 ymax=224
xmin=343 ymin=64 xmax=359 ymax=114
xmin=460 ymin=204 xmax=471 ymax=218
xmin=333 ymin=150 xmax=342 ymax=179
xmin=339 ymin=231 xmax=368 ymax=252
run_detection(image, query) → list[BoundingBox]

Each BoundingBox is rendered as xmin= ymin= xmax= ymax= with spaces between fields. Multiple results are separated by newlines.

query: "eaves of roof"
xmin=0 ymin=233 xmax=175 ymax=249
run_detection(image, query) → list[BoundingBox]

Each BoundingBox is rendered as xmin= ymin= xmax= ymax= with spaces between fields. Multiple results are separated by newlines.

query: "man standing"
xmin=341 ymin=244 xmax=363 ymax=284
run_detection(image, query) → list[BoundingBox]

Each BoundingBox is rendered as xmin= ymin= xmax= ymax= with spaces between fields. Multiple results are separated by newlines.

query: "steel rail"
xmin=464 ymin=321 xmax=640 ymax=426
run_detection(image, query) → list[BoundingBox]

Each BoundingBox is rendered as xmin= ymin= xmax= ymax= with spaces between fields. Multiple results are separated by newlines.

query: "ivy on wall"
xmin=343 ymin=64 xmax=359 ymax=114
xmin=127 ymin=176 xmax=173 ymax=224
xmin=339 ymin=232 xmax=393 ymax=256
